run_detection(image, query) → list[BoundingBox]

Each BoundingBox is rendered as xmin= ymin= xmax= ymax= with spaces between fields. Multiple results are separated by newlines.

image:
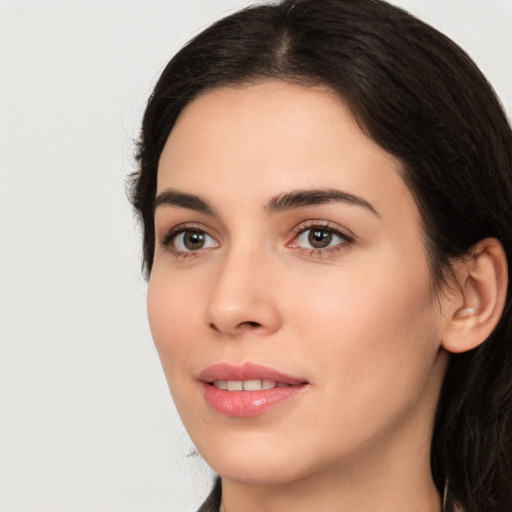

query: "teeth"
xmin=212 ymin=379 xmax=278 ymax=391
xmin=227 ymin=381 xmax=243 ymax=391
xmin=262 ymin=379 xmax=276 ymax=389
xmin=243 ymin=379 xmax=262 ymax=391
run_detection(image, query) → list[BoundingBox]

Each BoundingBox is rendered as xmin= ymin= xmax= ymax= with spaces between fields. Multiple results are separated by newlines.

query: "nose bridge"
xmin=205 ymin=239 xmax=281 ymax=336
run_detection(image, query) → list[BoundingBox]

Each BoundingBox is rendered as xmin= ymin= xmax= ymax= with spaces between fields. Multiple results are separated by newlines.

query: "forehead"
xmin=157 ymin=80 xmax=415 ymax=222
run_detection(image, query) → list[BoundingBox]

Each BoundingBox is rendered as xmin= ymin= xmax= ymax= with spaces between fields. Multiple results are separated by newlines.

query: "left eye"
xmin=295 ymin=227 xmax=349 ymax=250
xmin=172 ymin=230 xmax=218 ymax=252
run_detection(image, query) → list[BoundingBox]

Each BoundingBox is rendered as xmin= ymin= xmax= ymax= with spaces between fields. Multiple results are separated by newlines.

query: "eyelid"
xmin=159 ymin=222 xmax=208 ymax=244
xmin=287 ymin=219 xmax=355 ymax=254
xmin=158 ymin=222 xmax=220 ymax=257
xmin=290 ymin=219 xmax=354 ymax=239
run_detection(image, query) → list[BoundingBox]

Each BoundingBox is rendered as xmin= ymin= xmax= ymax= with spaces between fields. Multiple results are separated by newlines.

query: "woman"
xmin=130 ymin=0 xmax=512 ymax=511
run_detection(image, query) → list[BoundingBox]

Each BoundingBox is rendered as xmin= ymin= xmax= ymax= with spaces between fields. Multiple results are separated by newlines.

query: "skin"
xmin=148 ymin=80 xmax=452 ymax=512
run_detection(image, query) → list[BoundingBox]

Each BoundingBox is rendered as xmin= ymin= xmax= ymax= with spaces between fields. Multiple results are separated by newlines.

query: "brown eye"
xmin=294 ymin=225 xmax=352 ymax=252
xmin=183 ymin=231 xmax=206 ymax=250
xmin=172 ymin=230 xmax=218 ymax=252
xmin=308 ymin=229 xmax=333 ymax=248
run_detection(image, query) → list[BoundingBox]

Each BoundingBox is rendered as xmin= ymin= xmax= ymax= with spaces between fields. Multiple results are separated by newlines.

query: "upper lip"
xmin=198 ymin=362 xmax=307 ymax=385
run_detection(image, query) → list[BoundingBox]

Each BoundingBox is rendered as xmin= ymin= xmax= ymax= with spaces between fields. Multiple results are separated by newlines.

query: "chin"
xmin=193 ymin=428 xmax=314 ymax=485
xmin=209 ymin=454 xmax=310 ymax=486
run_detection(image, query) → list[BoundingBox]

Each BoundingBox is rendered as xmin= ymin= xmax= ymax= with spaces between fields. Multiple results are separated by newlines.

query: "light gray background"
xmin=1 ymin=1 xmax=511 ymax=511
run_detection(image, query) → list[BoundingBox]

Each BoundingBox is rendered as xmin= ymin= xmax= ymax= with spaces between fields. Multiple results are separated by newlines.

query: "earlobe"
xmin=441 ymin=238 xmax=508 ymax=354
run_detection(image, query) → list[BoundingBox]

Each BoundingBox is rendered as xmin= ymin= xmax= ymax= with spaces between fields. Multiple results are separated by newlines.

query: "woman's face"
xmin=148 ymin=81 xmax=449 ymax=485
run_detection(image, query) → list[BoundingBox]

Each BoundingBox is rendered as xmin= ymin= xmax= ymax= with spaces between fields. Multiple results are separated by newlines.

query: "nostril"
xmin=243 ymin=321 xmax=261 ymax=328
xmin=208 ymin=320 xmax=261 ymax=332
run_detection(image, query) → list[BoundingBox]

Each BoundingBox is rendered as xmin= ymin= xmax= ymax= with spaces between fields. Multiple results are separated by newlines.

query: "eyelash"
xmin=159 ymin=221 xmax=354 ymax=259
xmin=289 ymin=220 xmax=354 ymax=257
xmin=160 ymin=223 xmax=219 ymax=259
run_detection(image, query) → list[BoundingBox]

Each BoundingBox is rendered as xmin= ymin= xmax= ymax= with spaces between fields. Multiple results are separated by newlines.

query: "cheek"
xmin=292 ymin=253 xmax=440 ymax=393
xmin=280 ymin=259 xmax=442 ymax=454
xmin=147 ymin=271 xmax=203 ymax=377
xmin=146 ymin=271 xmax=213 ymax=429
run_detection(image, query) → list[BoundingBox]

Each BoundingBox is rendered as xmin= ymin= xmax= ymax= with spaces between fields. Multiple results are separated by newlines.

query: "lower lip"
xmin=202 ymin=383 xmax=307 ymax=417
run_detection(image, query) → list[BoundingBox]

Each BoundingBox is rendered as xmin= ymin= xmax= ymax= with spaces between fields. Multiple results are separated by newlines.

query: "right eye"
xmin=165 ymin=229 xmax=219 ymax=254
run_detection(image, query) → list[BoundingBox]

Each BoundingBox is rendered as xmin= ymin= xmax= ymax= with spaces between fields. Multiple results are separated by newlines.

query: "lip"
xmin=198 ymin=362 xmax=306 ymax=385
xmin=198 ymin=363 xmax=309 ymax=417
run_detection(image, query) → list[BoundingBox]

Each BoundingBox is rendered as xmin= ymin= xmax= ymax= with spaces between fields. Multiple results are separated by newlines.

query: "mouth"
xmin=211 ymin=379 xmax=295 ymax=391
xmin=198 ymin=363 xmax=309 ymax=417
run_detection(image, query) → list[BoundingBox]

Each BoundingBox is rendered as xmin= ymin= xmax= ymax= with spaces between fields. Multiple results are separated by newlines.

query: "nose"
xmin=204 ymin=248 xmax=282 ymax=337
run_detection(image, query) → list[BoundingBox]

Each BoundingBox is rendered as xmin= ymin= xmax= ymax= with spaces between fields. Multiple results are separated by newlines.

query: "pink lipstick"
xmin=198 ymin=363 xmax=308 ymax=417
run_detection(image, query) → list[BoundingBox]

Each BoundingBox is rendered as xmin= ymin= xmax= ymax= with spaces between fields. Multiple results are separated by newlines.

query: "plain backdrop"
xmin=0 ymin=1 xmax=510 ymax=511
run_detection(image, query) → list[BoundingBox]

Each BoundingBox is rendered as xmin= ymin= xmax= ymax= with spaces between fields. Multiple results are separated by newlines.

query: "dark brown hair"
xmin=130 ymin=1 xmax=512 ymax=510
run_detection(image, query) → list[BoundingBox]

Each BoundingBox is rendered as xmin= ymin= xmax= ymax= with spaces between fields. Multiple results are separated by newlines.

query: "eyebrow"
xmin=153 ymin=189 xmax=216 ymax=215
xmin=265 ymin=188 xmax=380 ymax=216
xmin=153 ymin=187 xmax=379 ymax=217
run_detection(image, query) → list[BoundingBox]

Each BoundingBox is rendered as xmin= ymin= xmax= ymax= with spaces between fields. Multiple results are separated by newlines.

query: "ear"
xmin=441 ymin=238 xmax=508 ymax=354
